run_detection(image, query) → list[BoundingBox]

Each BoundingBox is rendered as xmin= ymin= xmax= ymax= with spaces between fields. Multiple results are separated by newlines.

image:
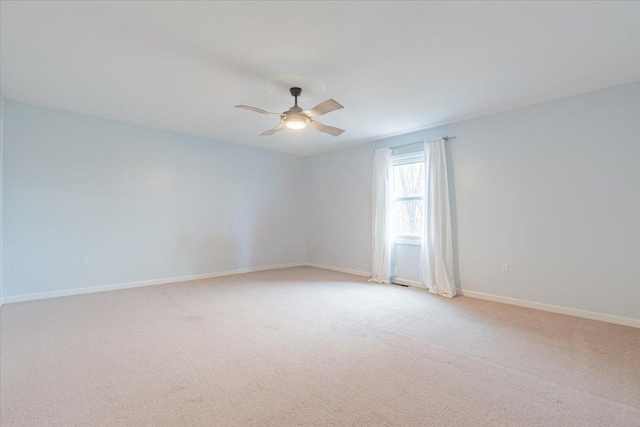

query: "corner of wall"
xmin=300 ymin=155 xmax=312 ymax=266
xmin=0 ymin=92 xmax=4 ymax=307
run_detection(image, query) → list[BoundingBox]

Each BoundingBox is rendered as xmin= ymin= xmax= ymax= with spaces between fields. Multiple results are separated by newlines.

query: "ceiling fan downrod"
xmin=290 ymin=87 xmax=302 ymax=106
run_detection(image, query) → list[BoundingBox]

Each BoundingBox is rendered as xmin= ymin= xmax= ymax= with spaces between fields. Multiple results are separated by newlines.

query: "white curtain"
xmin=370 ymin=148 xmax=392 ymax=283
xmin=421 ymin=138 xmax=456 ymax=297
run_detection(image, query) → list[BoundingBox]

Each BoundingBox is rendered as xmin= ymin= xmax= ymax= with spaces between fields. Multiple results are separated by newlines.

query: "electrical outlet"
xmin=501 ymin=264 xmax=509 ymax=275
xmin=81 ymin=257 xmax=89 ymax=267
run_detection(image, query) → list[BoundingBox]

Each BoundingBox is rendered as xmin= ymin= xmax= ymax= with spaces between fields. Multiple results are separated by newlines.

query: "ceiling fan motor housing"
xmin=284 ymin=88 xmax=309 ymax=129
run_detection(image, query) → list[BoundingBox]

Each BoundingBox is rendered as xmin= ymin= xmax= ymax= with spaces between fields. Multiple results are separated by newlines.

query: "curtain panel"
xmin=421 ymin=138 xmax=456 ymax=297
xmin=370 ymin=148 xmax=392 ymax=283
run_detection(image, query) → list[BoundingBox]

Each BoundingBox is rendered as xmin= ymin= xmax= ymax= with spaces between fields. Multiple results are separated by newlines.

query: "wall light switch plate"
xmin=501 ymin=264 xmax=509 ymax=275
xmin=81 ymin=257 xmax=89 ymax=267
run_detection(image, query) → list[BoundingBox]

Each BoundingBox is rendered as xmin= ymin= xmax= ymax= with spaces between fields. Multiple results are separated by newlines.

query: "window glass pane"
xmin=393 ymin=199 xmax=424 ymax=236
xmin=393 ymin=162 xmax=425 ymax=197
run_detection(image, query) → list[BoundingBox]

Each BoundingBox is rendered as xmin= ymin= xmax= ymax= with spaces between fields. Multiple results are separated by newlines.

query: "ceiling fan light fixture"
xmin=285 ymin=115 xmax=308 ymax=130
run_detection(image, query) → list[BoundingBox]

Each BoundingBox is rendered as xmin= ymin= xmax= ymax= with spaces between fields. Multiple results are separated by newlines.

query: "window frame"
xmin=391 ymin=151 xmax=425 ymax=246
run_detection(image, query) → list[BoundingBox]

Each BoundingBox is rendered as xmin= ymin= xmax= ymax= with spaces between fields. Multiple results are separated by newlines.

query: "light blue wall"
xmin=2 ymin=101 xmax=307 ymax=298
xmin=306 ymin=82 xmax=640 ymax=320
xmin=0 ymin=94 xmax=4 ymax=303
xmin=3 ymin=83 xmax=639 ymax=322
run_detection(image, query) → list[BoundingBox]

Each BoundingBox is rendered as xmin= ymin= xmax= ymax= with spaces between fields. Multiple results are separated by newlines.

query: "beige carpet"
xmin=1 ymin=266 xmax=639 ymax=426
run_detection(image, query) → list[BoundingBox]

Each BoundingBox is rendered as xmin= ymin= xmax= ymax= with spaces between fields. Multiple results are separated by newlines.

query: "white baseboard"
xmin=456 ymin=289 xmax=640 ymax=329
xmin=4 ymin=263 xmax=638 ymax=329
xmin=1 ymin=263 xmax=303 ymax=304
xmin=307 ymin=264 xmax=639 ymax=329
xmin=306 ymin=263 xmax=370 ymax=277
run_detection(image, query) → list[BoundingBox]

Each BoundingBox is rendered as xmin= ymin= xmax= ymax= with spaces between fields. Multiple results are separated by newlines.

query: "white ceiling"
xmin=1 ymin=1 xmax=639 ymax=156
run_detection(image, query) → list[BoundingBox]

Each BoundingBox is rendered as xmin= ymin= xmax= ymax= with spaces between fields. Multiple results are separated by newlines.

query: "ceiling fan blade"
xmin=303 ymin=99 xmax=344 ymax=117
xmin=235 ymin=105 xmax=280 ymax=115
xmin=310 ymin=120 xmax=345 ymax=137
xmin=260 ymin=121 xmax=287 ymax=136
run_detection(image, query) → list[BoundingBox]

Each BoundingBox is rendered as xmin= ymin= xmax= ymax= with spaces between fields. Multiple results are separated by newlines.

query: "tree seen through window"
xmin=392 ymin=160 xmax=424 ymax=238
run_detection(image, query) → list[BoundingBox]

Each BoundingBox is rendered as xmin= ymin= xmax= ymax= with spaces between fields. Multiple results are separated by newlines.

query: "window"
xmin=392 ymin=152 xmax=424 ymax=245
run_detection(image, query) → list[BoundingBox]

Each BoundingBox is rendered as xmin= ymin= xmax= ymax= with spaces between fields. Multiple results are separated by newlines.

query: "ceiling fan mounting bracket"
xmin=289 ymin=87 xmax=302 ymax=97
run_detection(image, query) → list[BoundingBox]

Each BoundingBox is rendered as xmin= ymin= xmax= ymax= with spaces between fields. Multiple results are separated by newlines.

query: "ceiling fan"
xmin=235 ymin=87 xmax=345 ymax=137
